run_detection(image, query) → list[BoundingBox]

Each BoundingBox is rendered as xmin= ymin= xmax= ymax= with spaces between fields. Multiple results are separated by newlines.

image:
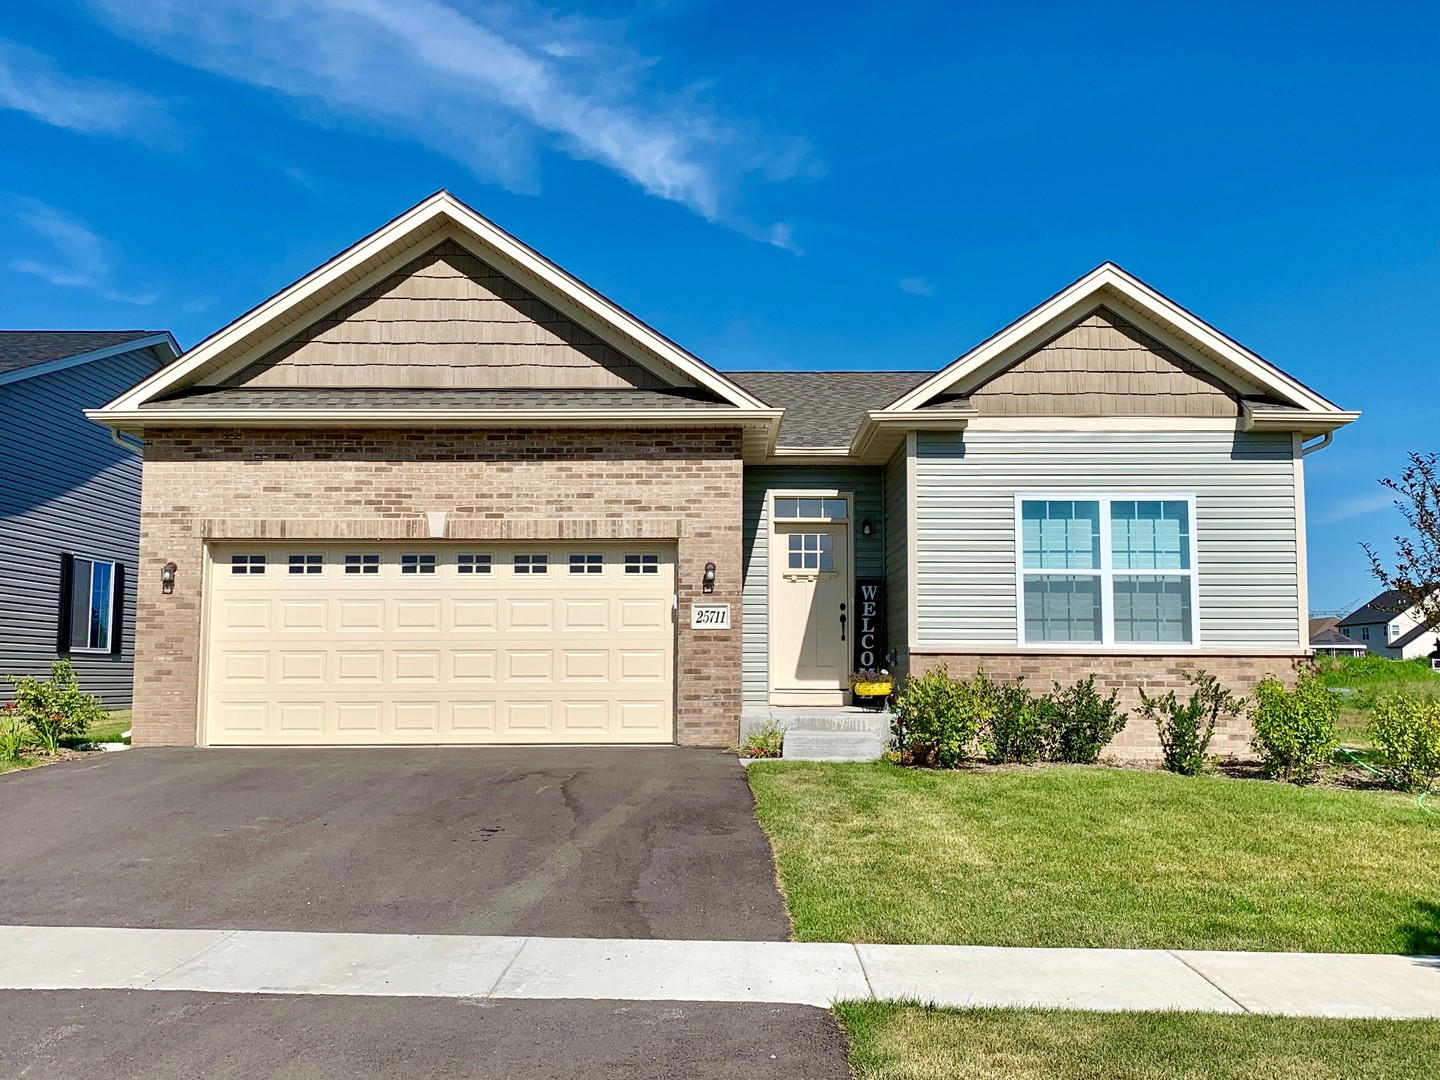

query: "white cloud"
xmin=8 ymin=198 xmax=158 ymax=305
xmin=89 ymin=0 xmax=810 ymax=235
xmin=1314 ymin=491 xmax=1397 ymax=526
xmin=898 ymin=276 xmax=935 ymax=297
xmin=0 ymin=39 xmax=166 ymax=137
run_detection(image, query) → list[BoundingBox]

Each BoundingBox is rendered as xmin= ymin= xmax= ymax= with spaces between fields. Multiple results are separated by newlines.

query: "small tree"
xmin=1362 ymin=452 xmax=1440 ymax=629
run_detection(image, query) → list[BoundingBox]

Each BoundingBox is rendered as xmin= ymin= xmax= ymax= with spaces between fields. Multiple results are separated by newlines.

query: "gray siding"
xmin=914 ymin=429 xmax=1301 ymax=649
xmin=742 ymin=466 xmax=884 ymax=704
xmin=883 ymin=446 xmax=909 ymax=672
xmin=0 ymin=349 xmax=161 ymax=707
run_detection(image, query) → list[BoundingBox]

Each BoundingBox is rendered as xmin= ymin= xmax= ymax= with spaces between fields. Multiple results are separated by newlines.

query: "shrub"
xmin=1367 ymin=696 xmax=1440 ymax=792
xmin=894 ymin=666 xmax=993 ymax=768
xmin=5 ymin=660 xmax=105 ymax=755
xmin=738 ymin=720 xmax=786 ymax=759
xmin=0 ymin=708 xmax=33 ymax=760
xmin=983 ymin=681 xmax=1050 ymax=764
xmin=1139 ymin=671 xmax=1246 ymax=776
xmin=1048 ymin=675 xmax=1128 ymax=764
xmin=1248 ymin=674 xmax=1339 ymax=783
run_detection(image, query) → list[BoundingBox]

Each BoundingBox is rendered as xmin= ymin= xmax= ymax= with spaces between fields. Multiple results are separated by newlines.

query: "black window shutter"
xmin=57 ymin=553 xmax=74 ymax=652
xmin=110 ymin=562 xmax=125 ymax=656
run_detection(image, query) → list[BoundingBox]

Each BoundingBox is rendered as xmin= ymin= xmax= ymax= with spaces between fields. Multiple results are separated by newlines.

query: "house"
xmin=1 ymin=331 xmax=181 ymax=707
xmin=1308 ymin=617 xmax=1367 ymax=658
xmin=89 ymin=192 xmax=1357 ymax=755
xmin=1337 ymin=590 xmax=1440 ymax=661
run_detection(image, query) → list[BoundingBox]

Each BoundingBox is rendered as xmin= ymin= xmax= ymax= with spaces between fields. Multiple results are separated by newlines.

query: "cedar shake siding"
xmin=961 ymin=307 xmax=1242 ymax=417
xmin=134 ymin=428 xmax=744 ymax=748
xmin=225 ymin=241 xmax=673 ymax=391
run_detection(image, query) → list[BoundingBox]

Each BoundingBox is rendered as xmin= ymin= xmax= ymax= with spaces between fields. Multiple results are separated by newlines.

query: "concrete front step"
xmin=741 ymin=707 xmax=892 ymax=737
xmin=781 ymin=730 xmax=887 ymax=762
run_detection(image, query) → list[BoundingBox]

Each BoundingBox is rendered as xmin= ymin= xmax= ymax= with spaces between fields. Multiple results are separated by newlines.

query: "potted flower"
xmin=849 ymin=668 xmax=893 ymax=700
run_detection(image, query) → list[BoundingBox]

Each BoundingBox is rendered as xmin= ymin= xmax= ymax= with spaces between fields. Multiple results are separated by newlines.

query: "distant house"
xmin=1308 ymin=617 xmax=1367 ymax=658
xmin=0 ymin=331 xmax=180 ymax=707
xmin=1336 ymin=590 xmax=1440 ymax=662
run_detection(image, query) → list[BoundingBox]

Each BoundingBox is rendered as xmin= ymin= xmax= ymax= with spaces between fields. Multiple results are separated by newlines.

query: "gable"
xmin=960 ymin=307 xmax=1240 ymax=418
xmin=224 ymin=241 xmax=672 ymax=391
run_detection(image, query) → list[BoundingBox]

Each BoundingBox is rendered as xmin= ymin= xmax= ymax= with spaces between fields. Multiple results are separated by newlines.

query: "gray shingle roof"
xmin=142 ymin=387 xmax=733 ymax=410
xmin=0 ymin=330 xmax=163 ymax=377
xmin=1310 ymin=625 xmax=1364 ymax=649
xmin=1338 ymin=590 xmax=1409 ymax=627
xmin=726 ymin=370 xmax=931 ymax=447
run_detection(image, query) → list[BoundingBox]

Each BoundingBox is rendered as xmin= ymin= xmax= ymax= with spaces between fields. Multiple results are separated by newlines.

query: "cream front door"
xmin=769 ymin=523 xmax=850 ymax=705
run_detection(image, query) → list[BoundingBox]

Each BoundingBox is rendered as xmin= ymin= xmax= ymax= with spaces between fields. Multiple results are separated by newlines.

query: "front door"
xmin=769 ymin=521 xmax=850 ymax=705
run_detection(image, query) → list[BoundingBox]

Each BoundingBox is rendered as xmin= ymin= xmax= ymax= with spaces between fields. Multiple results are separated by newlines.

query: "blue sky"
xmin=1 ymin=1 xmax=1436 ymax=614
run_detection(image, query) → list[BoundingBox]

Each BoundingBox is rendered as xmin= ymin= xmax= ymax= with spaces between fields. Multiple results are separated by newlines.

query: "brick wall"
xmin=908 ymin=652 xmax=1307 ymax=759
xmin=135 ymin=427 xmax=744 ymax=748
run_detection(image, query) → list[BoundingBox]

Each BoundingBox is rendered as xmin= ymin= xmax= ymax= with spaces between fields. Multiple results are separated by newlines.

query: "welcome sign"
xmin=853 ymin=578 xmax=886 ymax=671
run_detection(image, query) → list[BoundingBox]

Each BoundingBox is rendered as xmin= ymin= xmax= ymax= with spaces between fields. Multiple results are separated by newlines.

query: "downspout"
xmin=1300 ymin=432 xmax=1332 ymax=456
xmin=110 ymin=428 xmax=144 ymax=454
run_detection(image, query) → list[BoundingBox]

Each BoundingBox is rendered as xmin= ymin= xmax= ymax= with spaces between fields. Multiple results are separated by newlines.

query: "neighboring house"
xmin=1337 ymin=590 xmax=1440 ymax=661
xmin=1308 ymin=617 xmax=1367 ymax=658
xmin=1 ymin=331 xmax=181 ymax=707
xmin=90 ymin=192 xmax=1357 ymax=755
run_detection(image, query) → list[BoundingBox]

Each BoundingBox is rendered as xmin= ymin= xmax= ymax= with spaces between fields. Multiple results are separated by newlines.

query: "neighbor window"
xmin=624 ymin=553 xmax=659 ymax=575
xmin=1017 ymin=496 xmax=1197 ymax=646
xmin=569 ymin=554 xmax=603 ymax=574
xmin=774 ymin=497 xmax=848 ymax=521
xmin=62 ymin=555 xmax=117 ymax=653
xmin=457 ymin=554 xmax=492 ymax=574
xmin=514 ymin=554 xmax=548 ymax=574
xmin=288 ymin=554 xmax=323 ymax=575
xmin=1362 ymin=626 xmax=1371 ymax=641
xmin=400 ymin=554 xmax=437 ymax=575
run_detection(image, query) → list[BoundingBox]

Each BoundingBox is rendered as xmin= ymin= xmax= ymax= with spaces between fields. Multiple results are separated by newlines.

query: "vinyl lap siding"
xmin=0 ymin=349 xmax=159 ymax=706
xmin=914 ymin=429 xmax=1300 ymax=649
xmin=742 ymin=466 xmax=884 ymax=704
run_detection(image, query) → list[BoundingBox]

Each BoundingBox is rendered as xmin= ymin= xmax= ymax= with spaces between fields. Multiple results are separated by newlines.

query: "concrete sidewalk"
xmin=1 ymin=925 xmax=1437 ymax=1019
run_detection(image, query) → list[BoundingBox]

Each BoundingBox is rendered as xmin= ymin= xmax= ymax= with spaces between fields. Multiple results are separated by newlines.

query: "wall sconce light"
xmin=861 ymin=518 xmax=875 ymax=538
xmin=702 ymin=561 xmax=716 ymax=594
xmin=160 ymin=561 xmax=177 ymax=595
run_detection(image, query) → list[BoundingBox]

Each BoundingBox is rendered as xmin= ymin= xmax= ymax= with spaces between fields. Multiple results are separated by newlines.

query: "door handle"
xmin=839 ymin=602 xmax=847 ymax=642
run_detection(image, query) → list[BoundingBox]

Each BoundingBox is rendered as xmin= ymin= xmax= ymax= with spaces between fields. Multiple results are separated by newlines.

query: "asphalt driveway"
xmin=0 ymin=747 xmax=790 ymax=939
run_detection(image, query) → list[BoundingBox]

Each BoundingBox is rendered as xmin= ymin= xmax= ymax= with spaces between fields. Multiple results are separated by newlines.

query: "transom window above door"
xmin=774 ymin=497 xmax=848 ymax=521
xmin=787 ymin=532 xmax=834 ymax=571
xmin=1017 ymin=495 xmax=1198 ymax=646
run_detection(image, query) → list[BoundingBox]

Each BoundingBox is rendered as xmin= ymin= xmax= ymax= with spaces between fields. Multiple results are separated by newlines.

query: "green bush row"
xmin=2 ymin=660 xmax=106 ymax=758
xmin=893 ymin=667 xmax=1127 ymax=767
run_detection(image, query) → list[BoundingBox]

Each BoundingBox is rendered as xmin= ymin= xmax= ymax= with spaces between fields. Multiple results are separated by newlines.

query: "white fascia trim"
xmin=887 ymin=263 xmax=1346 ymax=416
xmin=851 ymin=408 xmax=977 ymax=457
xmin=0 ymin=332 xmax=179 ymax=388
xmin=88 ymin=407 xmax=783 ymax=432
xmin=99 ymin=192 xmax=769 ymax=413
xmin=1243 ymin=403 xmax=1360 ymax=434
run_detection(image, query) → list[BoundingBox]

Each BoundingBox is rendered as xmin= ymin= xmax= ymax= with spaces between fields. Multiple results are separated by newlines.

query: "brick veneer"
xmin=908 ymin=652 xmax=1308 ymax=758
xmin=134 ymin=427 xmax=744 ymax=748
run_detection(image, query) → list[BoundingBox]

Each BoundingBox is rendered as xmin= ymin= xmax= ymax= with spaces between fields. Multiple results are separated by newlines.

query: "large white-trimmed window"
xmin=61 ymin=555 xmax=119 ymax=653
xmin=1016 ymin=495 xmax=1198 ymax=647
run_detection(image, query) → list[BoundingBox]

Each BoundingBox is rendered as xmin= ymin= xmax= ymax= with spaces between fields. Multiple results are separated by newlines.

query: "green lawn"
xmin=56 ymin=709 xmax=131 ymax=749
xmin=1315 ymin=654 xmax=1440 ymax=757
xmin=748 ymin=762 xmax=1440 ymax=953
xmin=837 ymin=1003 xmax=1440 ymax=1080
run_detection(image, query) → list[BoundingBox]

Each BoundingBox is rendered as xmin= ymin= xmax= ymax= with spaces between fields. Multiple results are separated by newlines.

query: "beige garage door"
xmin=202 ymin=542 xmax=675 ymax=745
